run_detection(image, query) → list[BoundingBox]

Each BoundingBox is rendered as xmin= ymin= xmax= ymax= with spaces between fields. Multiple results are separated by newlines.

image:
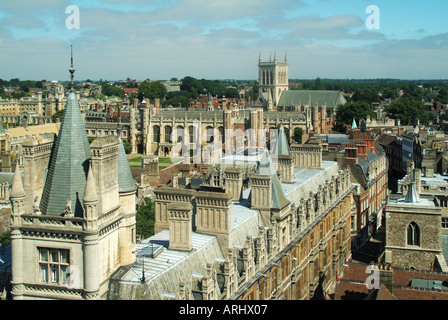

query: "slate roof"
xmin=277 ymin=90 xmax=346 ymax=108
xmin=326 ymin=134 xmax=348 ymax=144
xmin=39 ymin=92 xmax=92 ymax=217
xmin=117 ymin=139 xmax=137 ymax=193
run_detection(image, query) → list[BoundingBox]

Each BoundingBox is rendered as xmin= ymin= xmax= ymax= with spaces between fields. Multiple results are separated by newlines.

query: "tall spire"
xmin=69 ymin=45 xmax=75 ymax=92
xmin=39 ymin=48 xmax=91 ymax=216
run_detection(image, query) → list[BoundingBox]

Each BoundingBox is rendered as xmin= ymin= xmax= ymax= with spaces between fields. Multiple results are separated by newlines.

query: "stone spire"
xmin=83 ymin=162 xmax=98 ymax=203
xmin=10 ymin=163 xmax=25 ymax=199
xmin=272 ymin=125 xmax=291 ymax=156
xmin=256 ymin=150 xmax=290 ymax=210
xmin=39 ymin=48 xmax=92 ymax=217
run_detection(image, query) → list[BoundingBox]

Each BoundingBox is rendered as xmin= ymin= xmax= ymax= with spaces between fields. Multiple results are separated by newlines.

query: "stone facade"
xmin=108 ymin=142 xmax=356 ymax=300
xmin=9 ymin=88 xmax=137 ymax=300
xmin=385 ymin=198 xmax=444 ymax=271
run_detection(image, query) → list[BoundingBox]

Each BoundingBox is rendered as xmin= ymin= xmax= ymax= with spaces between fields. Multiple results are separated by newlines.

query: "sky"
xmin=0 ymin=0 xmax=447 ymax=81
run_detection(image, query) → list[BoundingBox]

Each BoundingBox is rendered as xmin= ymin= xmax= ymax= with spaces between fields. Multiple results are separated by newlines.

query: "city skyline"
xmin=0 ymin=0 xmax=447 ymax=81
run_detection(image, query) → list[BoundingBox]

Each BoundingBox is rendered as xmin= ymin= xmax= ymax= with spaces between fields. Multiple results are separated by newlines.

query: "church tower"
xmin=258 ymin=52 xmax=289 ymax=110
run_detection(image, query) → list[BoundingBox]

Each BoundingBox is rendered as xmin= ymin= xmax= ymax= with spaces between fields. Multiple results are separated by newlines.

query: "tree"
xmin=313 ymin=77 xmax=325 ymax=90
xmin=180 ymin=76 xmax=203 ymax=96
xmin=437 ymin=87 xmax=448 ymax=104
xmin=352 ymin=88 xmax=379 ymax=104
xmin=292 ymin=127 xmax=303 ymax=144
xmin=384 ymin=97 xmax=428 ymax=125
xmin=138 ymin=80 xmax=167 ymax=101
xmin=136 ymin=198 xmax=155 ymax=239
xmin=402 ymin=83 xmax=424 ymax=101
xmin=0 ymin=229 xmax=11 ymax=245
xmin=102 ymin=84 xmax=124 ymax=98
xmin=123 ymin=141 xmax=132 ymax=154
xmin=334 ymin=101 xmax=375 ymax=133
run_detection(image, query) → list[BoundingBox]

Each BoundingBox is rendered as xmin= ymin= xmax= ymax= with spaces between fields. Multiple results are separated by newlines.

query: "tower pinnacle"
xmin=69 ymin=45 xmax=75 ymax=92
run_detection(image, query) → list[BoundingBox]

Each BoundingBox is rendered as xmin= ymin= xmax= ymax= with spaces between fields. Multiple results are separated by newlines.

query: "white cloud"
xmin=0 ymin=0 xmax=446 ymax=80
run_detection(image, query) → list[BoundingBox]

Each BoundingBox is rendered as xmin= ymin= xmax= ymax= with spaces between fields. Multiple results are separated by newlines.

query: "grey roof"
xmin=326 ymin=134 xmax=348 ymax=144
xmin=410 ymin=278 xmax=448 ymax=290
xmin=117 ymin=139 xmax=137 ymax=193
xmin=40 ymin=92 xmax=92 ymax=217
xmin=277 ymin=90 xmax=346 ymax=108
xmin=0 ymin=172 xmax=16 ymax=185
xmin=357 ymin=157 xmax=370 ymax=176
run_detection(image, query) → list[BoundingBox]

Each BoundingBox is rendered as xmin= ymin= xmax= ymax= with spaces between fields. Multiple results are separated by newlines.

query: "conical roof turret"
xmin=83 ymin=162 xmax=98 ymax=203
xmin=272 ymin=125 xmax=291 ymax=156
xmin=117 ymin=137 xmax=137 ymax=193
xmin=39 ymin=48 xmax=92 ymax=217
xmin=10 ymin=163 xmax=25 ymax=198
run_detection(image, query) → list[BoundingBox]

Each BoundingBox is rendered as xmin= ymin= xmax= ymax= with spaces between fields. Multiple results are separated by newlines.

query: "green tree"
xmin=123 ymin=141 xmax=132 ymax=154
xmin=138 ymin=80 xmax=167 ymax=101
xmin=136 ymin=198 xmax=155 ymax=239
xmin=334 ymin=101 xmax=375 ymax=133
xmin=402 ymin=83 xmax=424 ymax=101
xmin=384 ymin=97 xmax=428 ymax=125
xmin=0 ymin=229 xmax=11 ymax=245
xmin=437 ymin=87 xmax=448 ymax=104
xmin=313 ymin=77 xmax=325 ymax=90
xmin=180 ymin=76 xmax=204 ymax=96
xmin=292 ymin=127 xmax=303 ymax=144
xmin=51 ymin=109 xmax=64 ymax=123
xmin=102 ymin=84 xmax=124 ymax=98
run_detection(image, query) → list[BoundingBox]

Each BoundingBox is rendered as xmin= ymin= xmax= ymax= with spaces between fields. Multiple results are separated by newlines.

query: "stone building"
xmin=108 ymin=125 xmax=356 ymax=300
xmin=8 ymin=58 xmax=137 ymax=300
xmin=385 ymin=173 xmax=448 ymax=272
xmin=82 ymin=55 xmax=345 ymax=157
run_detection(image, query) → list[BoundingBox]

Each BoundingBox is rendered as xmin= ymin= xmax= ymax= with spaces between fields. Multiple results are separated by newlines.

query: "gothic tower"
xmin=258 ymin=52 xmax=289 ymax=110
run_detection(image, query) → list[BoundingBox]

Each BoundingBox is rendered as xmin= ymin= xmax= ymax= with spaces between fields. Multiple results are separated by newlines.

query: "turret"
xmin=10 ymin=163 xmax=25 ymax=225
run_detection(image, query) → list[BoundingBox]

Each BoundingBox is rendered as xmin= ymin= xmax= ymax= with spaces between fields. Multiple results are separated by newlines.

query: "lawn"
xmin=128 ymin=156 xmax=182 ymax=170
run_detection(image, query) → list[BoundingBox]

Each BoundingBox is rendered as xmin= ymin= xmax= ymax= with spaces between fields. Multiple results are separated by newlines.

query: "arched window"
xmin=407 ymin=222 xmax=420 ymax=246
xmin=205 ymin=126 xmax=214 ymax=143
xmin=164 ymin=126 xmax=172 ymax=143
xmin=175 ymin=126 xmax=184 ymax=143
xmin=153 ymin=126 xmax=160 ymax=143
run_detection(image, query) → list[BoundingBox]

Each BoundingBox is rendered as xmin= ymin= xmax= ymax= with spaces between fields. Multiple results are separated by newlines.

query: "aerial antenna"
xmin=69 ymin=45 xmax=75 ymax=91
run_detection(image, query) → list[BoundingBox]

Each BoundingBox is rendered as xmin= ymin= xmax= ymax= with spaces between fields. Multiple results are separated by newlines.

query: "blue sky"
xmin=0 ymin=0 xmax=447 ymax=81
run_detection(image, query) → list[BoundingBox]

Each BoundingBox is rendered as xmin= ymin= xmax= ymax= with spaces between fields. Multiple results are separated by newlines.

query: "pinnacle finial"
xmin=69 ymin=45 xmax=75 ymax=92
